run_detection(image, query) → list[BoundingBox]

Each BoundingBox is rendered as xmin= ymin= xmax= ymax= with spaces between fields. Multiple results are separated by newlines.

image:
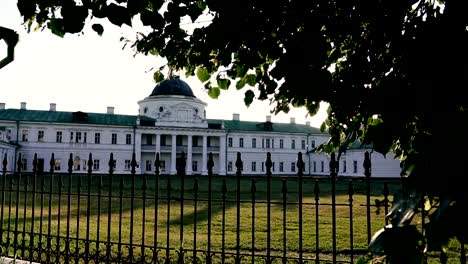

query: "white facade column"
xmin=219 ymin=135 xmax=226 ymax=175
xmin=186 ymin=135 xmax=193 ymax=175
xmin=202 ymin=135 xmax=208 ymax=175
xmin=170 ymin=134 xmax=177 ymax=175
xmin=155 ymin=134 xmax=161 ymax=155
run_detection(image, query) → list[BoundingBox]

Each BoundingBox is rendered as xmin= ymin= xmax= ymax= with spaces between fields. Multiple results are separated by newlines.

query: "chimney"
xmin=50 ymin=103 xmax=56 ymax=111
xmin=233 ymin=113 xmax=240 ymax=121
xmin=20 ymin=102 xmax=26 ymax=110
xmin=107 ymin=106 xmax=114 ymax=114
xmin=0 ymin=103 xmax=5 ymax=110
xmin=290 ymin=117 xmax=296 ymax=124
xmin=266 ymin=115 xmax=271 ymax=122
xmin=306 ymin=121 xmax=310 ymax=126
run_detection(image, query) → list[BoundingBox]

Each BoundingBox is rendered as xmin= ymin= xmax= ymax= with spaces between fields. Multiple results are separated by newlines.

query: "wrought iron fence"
xmin=0 ymin=151 xmax=465 ymax=263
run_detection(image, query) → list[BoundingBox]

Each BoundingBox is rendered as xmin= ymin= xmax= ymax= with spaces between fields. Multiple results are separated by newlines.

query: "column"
xmin=202 ymin=135 xmax=208 ymax=175
xmin=219 ymin=135 xmax=226 ymax=175
xmin=155 ymin=134 xmax=161 ymax=155
xmin=186 ymin=135 xmax=193 ymax=175
xmin=170 ymin=134 xmax=177 ymax=175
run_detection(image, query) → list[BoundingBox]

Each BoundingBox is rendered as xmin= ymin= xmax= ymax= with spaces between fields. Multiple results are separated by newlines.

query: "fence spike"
xmin=131 ymin=152 xmax=137 ymax=175
xmin=108 ymin=153 xmax=114 ymax=174
xmin=266 ymin=152 xmax=272 ymax=173
xmin=155 ymin=152 xmax=160 ymax=176
xmin=364 ymin=151 xmax=371 ymax=177
xmin=68 ymin=153 xmax=73 ymax=174
xmin=49 ymin=153 xmax=55 ymax=173
xmin=17 ymin=153 xmax=22 ymax=173
xmin=235 ymin=152 xmax=242 ymax=175
xmin=87 ymin=153 xmax=93 ymax=174
xmin=2 ymin=154 xmax=7 ymax=174
xmin=297 ymin=152 xmax=304 ymax=175
xmin=207 ymin=152 xmax=214 ymax=172
xmin=32 ymin=153 xmax=37 ymax=174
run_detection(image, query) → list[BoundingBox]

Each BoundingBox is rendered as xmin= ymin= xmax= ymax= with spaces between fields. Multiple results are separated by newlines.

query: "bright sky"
xmin=0 ymin=1 xmax=328 ymax=127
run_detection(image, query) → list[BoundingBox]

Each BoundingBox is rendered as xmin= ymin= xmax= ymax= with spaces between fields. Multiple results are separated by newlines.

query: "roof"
xmin=150 ymin=78 xmax=195 ymax=97
xmin=0 ymin=109 xmax=323 ymax=134
xmin=208 ymin=119 xmax=322 ymax=134
xmin=0 ymin=109 xmax=154 ymax=127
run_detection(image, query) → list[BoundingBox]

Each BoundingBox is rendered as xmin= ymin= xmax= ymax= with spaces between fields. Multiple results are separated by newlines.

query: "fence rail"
xmin=0 ymin=151 xmax=465 ymax=263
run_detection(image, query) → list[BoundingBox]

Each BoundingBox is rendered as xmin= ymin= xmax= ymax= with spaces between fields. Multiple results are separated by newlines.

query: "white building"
xmin=0 ymin=78 xmax=401 ymax=177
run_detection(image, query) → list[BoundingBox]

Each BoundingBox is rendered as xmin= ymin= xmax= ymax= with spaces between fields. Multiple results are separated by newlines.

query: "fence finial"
xmin=32 ymin=153 xmax=38 ymax=174
xmin=87 ymin=153 xmax=93 ymax=174
xmin=131 ymin=152 xmax=137 ymax=175
xmin=68 ymin=153 xmax=73 ymax=174
xmin=155 ymin=152 xmax=160 ymax=175
xmin=330 ymin=152 xmax=338 ymax=175
xmin=297 ymin=152 xmax=304 ymax=175
xmin=235 ymin=152 xmax=242 ymax=175
xmin=50 ymin=153 xmax=55 ymax=173
xmin=363 ymin=151 xmax=371 ymax=177
xmin=266 ymin=152 xmax=272 ymax=173
xmin=108 ymin=153 xmax=114 ymax=174
xmin=16 ymin=153 xmax=22 ymax=173
xmin=2 ymin=154 xmax=7 ymax=174
xmin=207 ymin=152 xmax=214 ymax=173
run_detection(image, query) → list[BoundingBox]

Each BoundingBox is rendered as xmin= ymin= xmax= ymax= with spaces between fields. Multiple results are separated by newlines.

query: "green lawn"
xmin=0 ymin=173 xmax=463 ymax=263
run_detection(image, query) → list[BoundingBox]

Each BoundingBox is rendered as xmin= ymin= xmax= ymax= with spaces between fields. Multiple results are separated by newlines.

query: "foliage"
xmin=16 ymin=0 xmax=468 ymax=262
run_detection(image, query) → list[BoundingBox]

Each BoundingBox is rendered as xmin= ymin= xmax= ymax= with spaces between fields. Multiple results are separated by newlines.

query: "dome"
xmin=150 ymin=78 xmax=195 ymax=97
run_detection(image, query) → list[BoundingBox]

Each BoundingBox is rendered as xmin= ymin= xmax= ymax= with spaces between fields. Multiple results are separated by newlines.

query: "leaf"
xmin=153 ymin=71 xmax=165 ymax=82
xmin=92 ymin=23 xmax=104 ymax=36
xmin=217 ymin=76 xmax=231 ymax=89
xmin=244 ymin=90 xmax=255 ymax=106
xmin=47 ymin=18 xmax=65 ymax=38
xmin=245 ymin=74 xmax=257 ymax=86
xmin=196 ymin=67 xmax=210 ymax=82
xmin=106 ymin=3 xmax=131 ymax=27
xmin=236 ymin=78 xmax=246 ymax=90
xmin=208 ymin=86 xmax=220 ymax=99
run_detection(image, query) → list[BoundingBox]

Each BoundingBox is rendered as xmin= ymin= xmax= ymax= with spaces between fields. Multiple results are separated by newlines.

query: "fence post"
xmin=297 ymin=152 xmax=304 ymax=263
xmin=54 ymin=153 xmax=63 ymax=263
xmin=235 ymin=152 xmax=243 ymax=264
xmin=179 ymin=151 xmax=186 ymax=263
xmin=154 ymin=152 xmax=160 ymax=263
xmin=265 ymin=152 xmax=272 ymax=264
xmin=206 ymin=152 xmax=214 ymax=264
xmin=363 ymin=151 xmax=372 ymax=245
xmin=106 ymin=153 xmax=114 ymax=263
xmin=129 ymin=152 xmax=137 ymax=262
xmin=1 ymin=154 xmax=7 ymax=252
xmin=85 ymin=153 xmax=93 ymax=263
xmin=330 ymin=152 xmax=338 ymax=263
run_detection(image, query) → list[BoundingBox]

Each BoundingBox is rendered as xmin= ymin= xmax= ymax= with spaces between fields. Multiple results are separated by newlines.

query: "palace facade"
xmin=0 ymin=78 xmax=401 ymax=177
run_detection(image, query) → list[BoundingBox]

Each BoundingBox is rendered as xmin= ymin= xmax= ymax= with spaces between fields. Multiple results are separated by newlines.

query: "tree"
xmin=16 ymin=0 xmax=468 ymax=262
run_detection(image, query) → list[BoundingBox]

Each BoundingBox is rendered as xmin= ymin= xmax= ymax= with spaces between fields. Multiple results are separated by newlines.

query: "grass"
xmin=0 ymin=173 xmax=463 ymax=263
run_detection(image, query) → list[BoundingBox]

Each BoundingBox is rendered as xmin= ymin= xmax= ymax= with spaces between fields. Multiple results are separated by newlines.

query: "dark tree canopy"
xmin=16 ymin=0 xmax=468 ymax=262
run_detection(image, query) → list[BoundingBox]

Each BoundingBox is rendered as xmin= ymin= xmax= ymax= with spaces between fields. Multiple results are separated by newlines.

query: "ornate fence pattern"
xmin=0 ymin=151 xmax=465 ymax=263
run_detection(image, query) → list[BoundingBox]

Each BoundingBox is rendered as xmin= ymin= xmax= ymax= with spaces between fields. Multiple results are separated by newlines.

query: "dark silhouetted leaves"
xmin=216 ymin=76 xmax=230 ymax=89
xmin=92 ymin=24 xmax=104 ymax=36
xmin=244 ymin=90 xmax=255 ymax=106
xmin=153 ymin=71 xmax=164 ymax=82
xmin=106 ymin=4 xmax=131 ymax=27
xmin=48 ymin=18 xmax=65 ymax=38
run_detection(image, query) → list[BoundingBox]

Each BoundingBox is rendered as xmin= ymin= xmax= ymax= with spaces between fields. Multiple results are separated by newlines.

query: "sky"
xmin=0 ymin=1 xmax=328 ymax=127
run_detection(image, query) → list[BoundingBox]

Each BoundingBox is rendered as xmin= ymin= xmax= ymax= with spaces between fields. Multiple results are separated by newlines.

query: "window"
xmin=93 ymin=160 xmax=100 ymax=171
xmin=353 ymin=160 xmax=358 ymax=173
xmin=126 ymin=134 xmax=132 ymax=145
xmin=291 ymin=162 xmax=296 ymax=172
xmin=176 ymin=135 xmax=183 ymax=146
xmin=38 ymin=130 xmax=44 ymax=142
xmin=21 ymin=158 xmax=27 ymax=170
xmin=160 ymin=135 xmax=166 ymax=146
xmin=228 ymin=161 xmax=233 ymax=172
xmin=193 ymin=136 xmax=199 ymax=147
xmin=125 ymin=160 xmax=131 ymax=171
xmin=279 ymin=139 xmax=284 ymax=149
xmin=321 ymin=161 xmax=324 ymax=172
xmin=279 ymin=162 xmax=284 ymax=172
xmin=262 ymin=138 xmax=265 ymax=148
xmin=75 ymin=132 xmax=82 ymax=143
xmin=311 ymin=140 xmax=316 ymax=149
xmin=145 ymin=160 xmax=152 ymax=172
xmin=228 ymin=137 xmax=233 ymax=147
xmin=95 ymin=133 xmax=101 ymax=144
xmin=54 ymin=160 xmax=61 ymax=171
xmin=146 ymin=135 xmax=153 ymax=145
xmin=56 ymin=131 xmax=62 ymax=143
xmin=343 ymin=161 xmax=347 ymax=173
xmin=291 ymin=139 xmax=296 ymax=149
xmin=251 ymin=162 xmax=256 ymax=172
xmin=192 ymin=161 xmax=198 ymax=172
xmin=22 ymin=130 xmax=28 ymax=142
xmin=83 ymin=132 xmax=87 ymax=143
xmin=239 ymin=138 xmax=244 ymax=148
xmin=266 ymin=139 xmax=270 ymax=148
xmin=261 ymin=162 xmax=265 ymax=172
xmin=301 ymin=140 xmax=306 ymax=149
xmin=313 ymin=161 xmax=317 ymax=172
xmin=252 ymin=138 xmax=256 ymax=148
xmin=70 ymin=131 xmax=74 ymax=142
xmin=111 ymin=133 xmax=117 ymax=144
xmin=272 ymin=139 xmax=275 ymax=148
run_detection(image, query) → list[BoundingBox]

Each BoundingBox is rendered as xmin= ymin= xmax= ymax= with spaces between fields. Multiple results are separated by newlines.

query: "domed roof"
xmin=150 ymin=78 xmax=195 ymax=97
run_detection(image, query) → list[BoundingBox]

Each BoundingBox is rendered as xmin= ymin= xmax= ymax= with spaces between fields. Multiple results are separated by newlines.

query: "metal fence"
xmin=0 ymin=151 xmax=464 ymax=263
